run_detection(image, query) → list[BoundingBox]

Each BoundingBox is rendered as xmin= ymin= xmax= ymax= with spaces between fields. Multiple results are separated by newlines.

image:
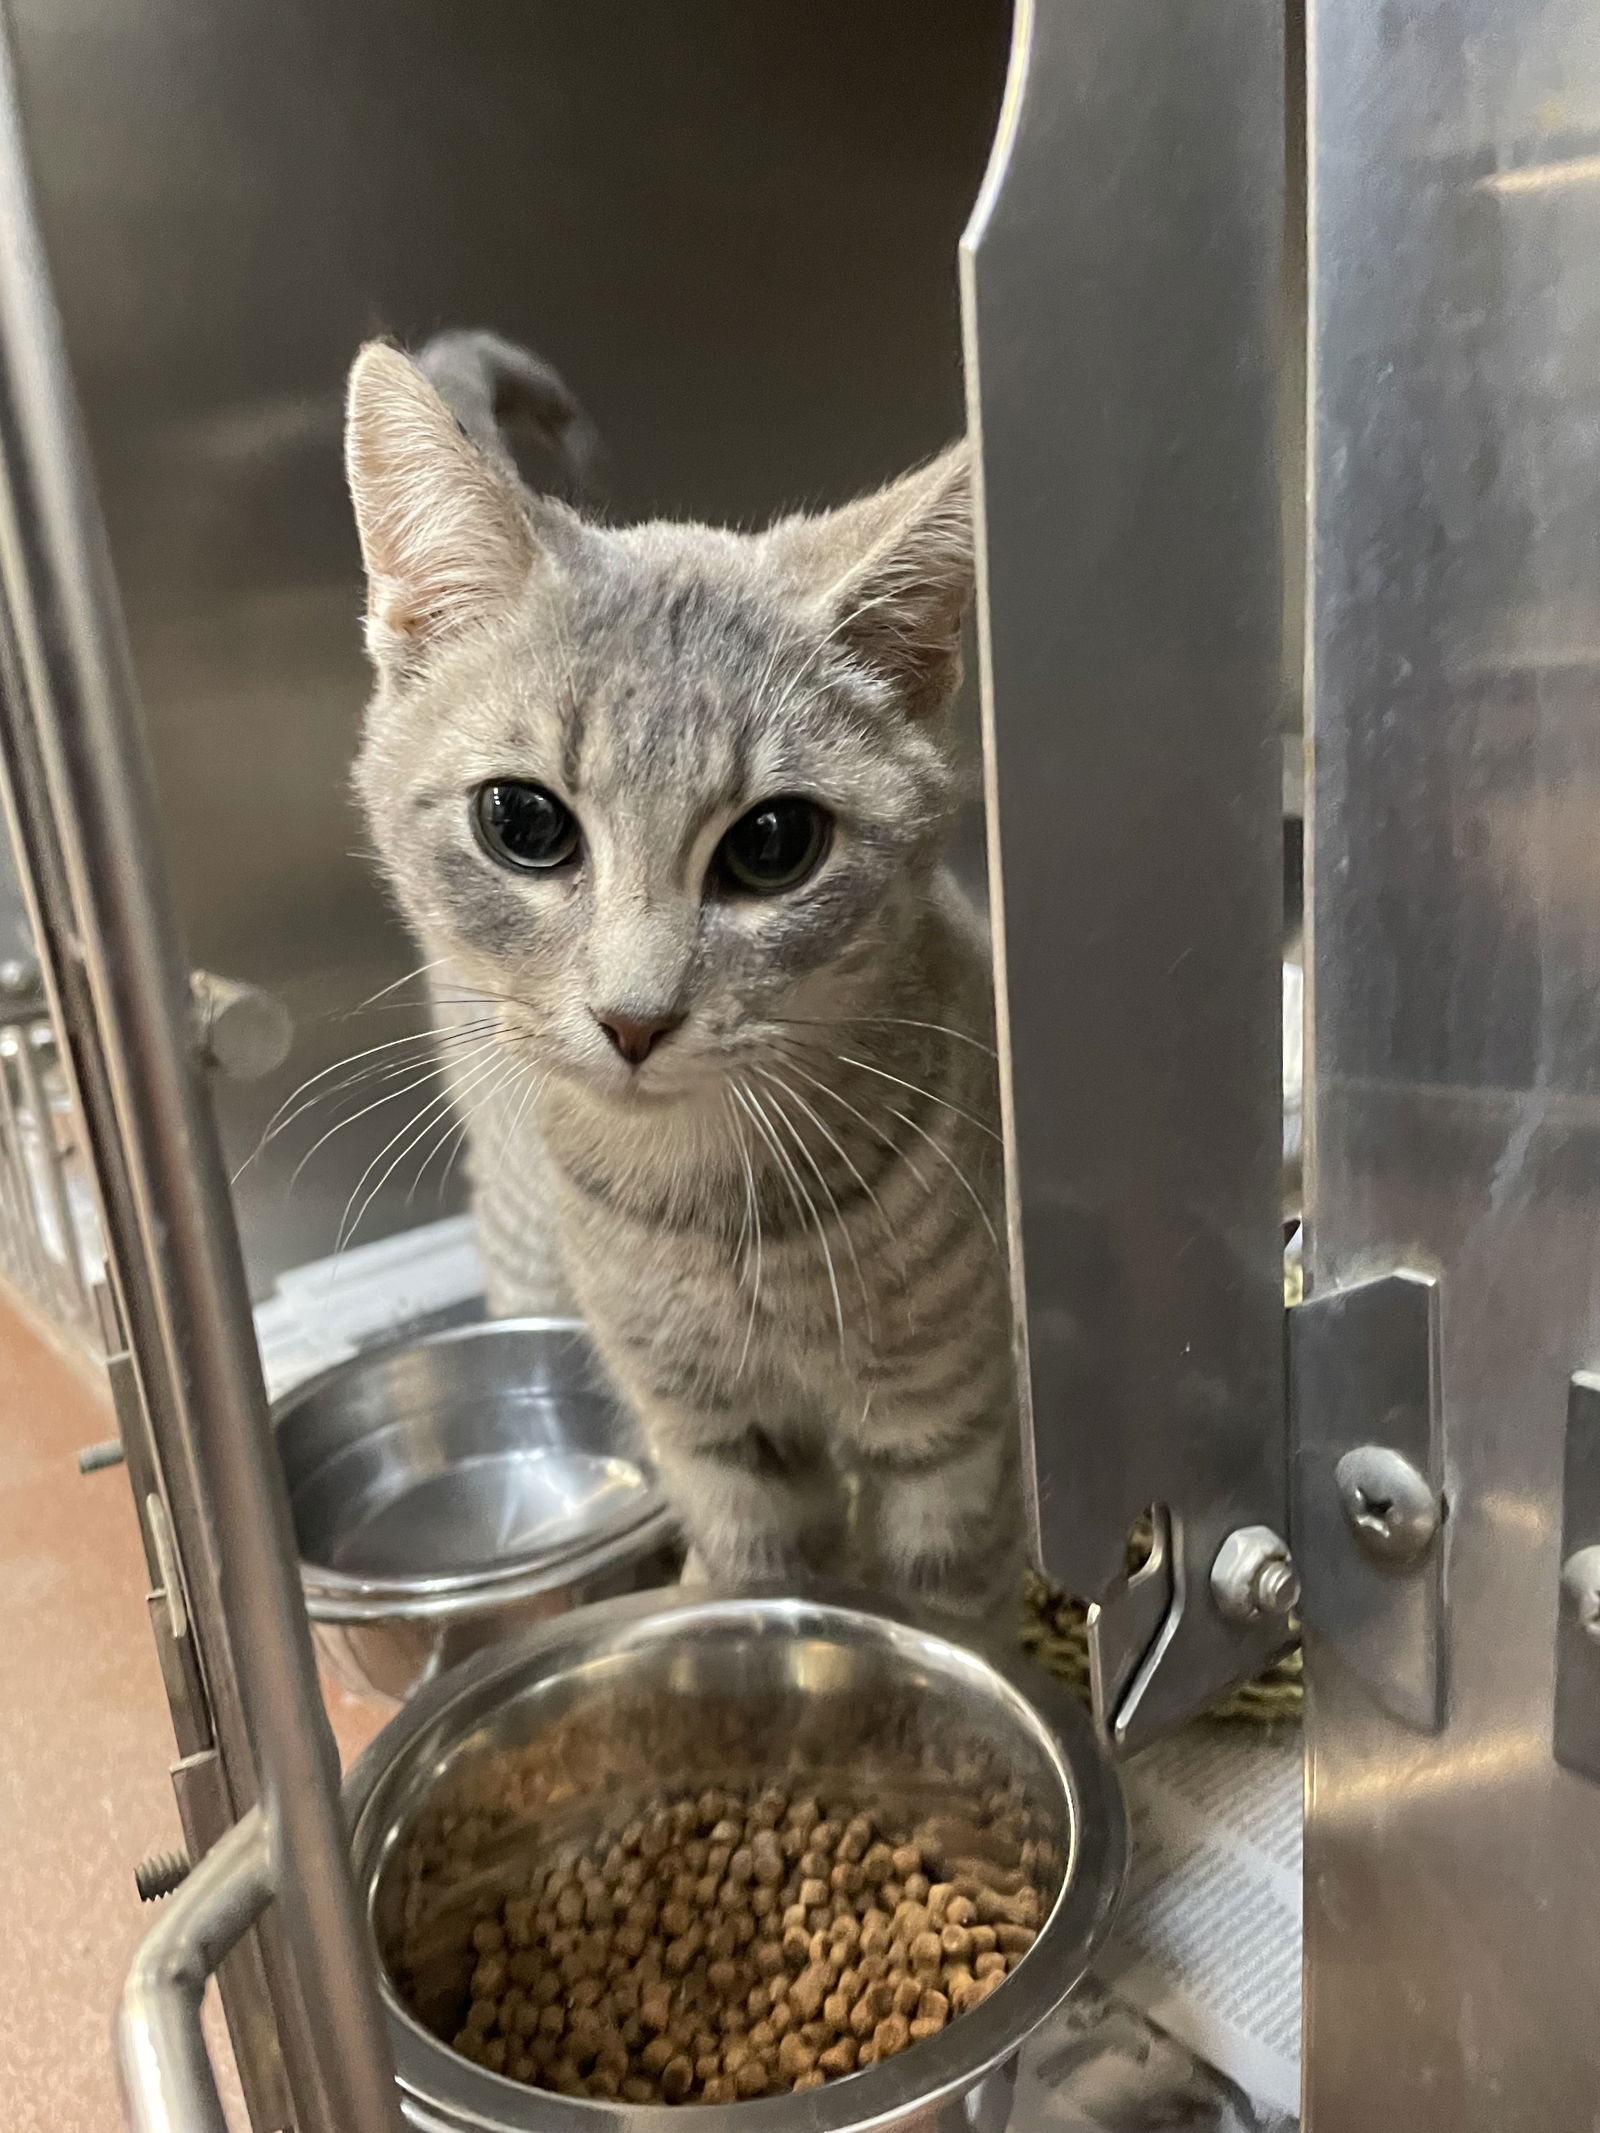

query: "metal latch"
xmin=1290 ymin=1269 xmax=1447 ymax=1731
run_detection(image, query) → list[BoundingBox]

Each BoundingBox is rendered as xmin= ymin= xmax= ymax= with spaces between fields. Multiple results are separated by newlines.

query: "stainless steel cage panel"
xmin=963 ymin=0 xmax=1291 ymax=1749
xmin=0 ymin=15 xmax=401 ymax=2132
xmin=1300 ymin=0 xmax=1600 ymax=2124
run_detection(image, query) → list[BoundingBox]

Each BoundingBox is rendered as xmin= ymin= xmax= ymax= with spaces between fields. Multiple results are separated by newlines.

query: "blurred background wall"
xmin=8 ymin=0 xmax=1011 ymax=1289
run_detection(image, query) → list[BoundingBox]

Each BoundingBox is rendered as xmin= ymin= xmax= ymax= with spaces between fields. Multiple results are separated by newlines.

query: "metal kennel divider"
xmin=0 ymin=17 xmax=401 ymax=2133
xmin=970 ymin=1 xmax=1600 ymax=2129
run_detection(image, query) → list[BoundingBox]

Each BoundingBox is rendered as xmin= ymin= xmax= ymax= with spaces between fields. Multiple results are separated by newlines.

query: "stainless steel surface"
xmin=1332 ymin=1445 xmax=1440 ymax=1567
xmin=961 ymin=0 xmax=1288 ymax=1750
xmin=5 ymin=0 xmax=1010 ymax=1298
xmin=118 ymin=1810 xmax=273 ymax=2133
xmin=1554 ymin=1376 xmax=1600 ymax=1783
xmin=1303 ymin=0 xmax=1600 ymax=2114
xmin=0 ymin=14 xmax=400 ymax=2130
xmin=1208 ymin=1526 xmax=1299 ymax=1625
xmin=342 ymin=1590 xmax=1129 ymax=2133
xmin=1291 ymin=1271 xmax=1443 ymax=1733
xmin=275 ymin=1318 xmax=681 ymax=1702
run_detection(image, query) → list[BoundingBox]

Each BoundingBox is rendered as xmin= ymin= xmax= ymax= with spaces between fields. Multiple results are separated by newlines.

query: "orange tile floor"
xmin=0 ymin=1294 xmax=388 ymax=2133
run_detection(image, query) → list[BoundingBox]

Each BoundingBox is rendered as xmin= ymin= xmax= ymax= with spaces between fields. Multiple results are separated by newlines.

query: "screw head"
xmin=1211 ymin=1525 xmax=1299 ymax=1622
xmin=1334 ymin=1445 xmax=1440 ymax=1565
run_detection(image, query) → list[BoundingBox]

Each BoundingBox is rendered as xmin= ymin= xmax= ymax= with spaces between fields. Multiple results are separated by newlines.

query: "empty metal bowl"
xmin=343 ymin=1588 xmax=1129 ymax=2133
xmin=274 ymin=1317 xmax=681 ymax=1701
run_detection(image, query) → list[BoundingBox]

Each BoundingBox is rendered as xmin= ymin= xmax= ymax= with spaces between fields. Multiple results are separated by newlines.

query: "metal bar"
xmin=116 ymin=1809 xmax=274 ymax=2133
xmin=0 ymin=18 xmax=401 ymax=2133
xmin=961 ymin=0 xmax=1288 ymax=1747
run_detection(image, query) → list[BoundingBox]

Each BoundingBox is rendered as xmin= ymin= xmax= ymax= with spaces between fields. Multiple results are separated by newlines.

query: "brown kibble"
xmin=665 ymin=1929 xmax=704 ymax=1976
xmin=974 ymin=1951 xmax=1007 ymax=1981
xmin=946 ymin=1972 xmax=979 ymax=2014
xmin=902 ymin=1871 xmax=931 ymax=1904
xmin=891 ymin=1902 xmax=931 ymax=1942
xmin=659 ymin=1898 xmax=694 ymax=1940
xmin=727 ymin=1845 xmax=756 ymax=1886
xmin=703 ymin=2075 xmax=734 ymax=2103
xmin=890 ymin=1844 xmax=922 ymax=1878
xmin=753 ymin=1939 xmax=786 ymax=1979
xmin=748 ymin=2019 xmax=778 ymax=2053
xmin=823 ymin=1990 xmax=851 ymax=2028
xmin=873 ymin=2014 xmax=912 ymax=2059
xmin=917 ymin=1987 xmax=949 ymax=2028
xmin=589 ymin=2067 xmax=622 ymax=2099
xmin=859 ymin=1910 xmax=893 ymax=1957
xmin=995 ymin=1923 xmax=1037 ymax=1956
xmin=819 ymin=2038 xmax=859 ymax=2077
xmin=892 ymin=1974 xmax=922 ymax=2018
xmin=976 ymin=1884 xmax=1040 ymax=1928
xmin=641 ymin=2036 xmax=675 ymax=2076
xmin=970 ymin=1925 xmax=998 ymax=1956
xmin=471 ymin=1955 xmax=507 ymax=1997
xmin=857 ymin=2041 xmax=880 ymax=2068
xmin=789 ymin=1963 xmax=829 ymax=2021
xmin=661 ymin=2055 xmax=694 ymax=2103
xmin=735 ymin=2056 xmax=770 ymax=2099
xmin=830 ymin=1859 xmax=865 ymax=1897
xmin=910 ymin=1930 xmax=944 ymax=1971
xmin=622 ymin=2077 xmax=657 ymax=2104
xmin=940 ymin=1924 xmax=975 ymax=1963
xmin=777 ymin=2032 xmax=817 ymax=2082
xmin=472 ymin=1920 xmax=506 ymax=1956
xmin=943 ymin=1894 xmax=977 ymax=1929
xmin=811 ymin=1822 xmax=841 ymax=1854
xmin=838 ymin=1815 xmax=874 ymax=1864
xmin=782 ymin=1923 xmax=812 ymax=1967
xmin=798 ymin=1876 xmax=829 ymax=1910
xmin=925 ymin=1882 xmax=955 ymax=1921
xmin=481 ymin=2038 xmax=509 ymax=2073
xmin=794 ymin=2069 xmax=827 ymax=2092
xmin=640 ymin=1982 xmax=673 ymax=2034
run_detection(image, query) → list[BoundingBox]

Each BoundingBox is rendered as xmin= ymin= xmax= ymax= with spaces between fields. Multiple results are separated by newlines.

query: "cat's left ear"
xmin=767 ymin=442 xmax=971 ymax=720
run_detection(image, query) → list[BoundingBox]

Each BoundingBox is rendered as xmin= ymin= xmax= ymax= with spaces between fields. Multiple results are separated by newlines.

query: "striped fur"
xmin=345 ymin=340 xmax=1022 ymax=1618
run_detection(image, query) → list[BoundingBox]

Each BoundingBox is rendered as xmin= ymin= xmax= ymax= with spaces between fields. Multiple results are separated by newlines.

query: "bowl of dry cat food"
xmin=274 ymin=1317 xmax=682 ymax=1702
xmin=343 ymin=1588 xmax=1128 ymax=2133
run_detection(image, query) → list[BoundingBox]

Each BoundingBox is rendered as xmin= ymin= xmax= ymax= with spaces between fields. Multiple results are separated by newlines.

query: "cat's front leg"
xmin=604 ymin=1359 xmax=846 ymax=1586
xmin=846 ymin=1375 xmax=1025 ymax=1624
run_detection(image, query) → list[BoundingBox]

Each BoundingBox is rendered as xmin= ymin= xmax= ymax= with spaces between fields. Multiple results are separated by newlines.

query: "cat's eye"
xmin=715 ymin=796 xmax=831 ymax=895
xmin=474 ymin=781 xmax=581 ymax=872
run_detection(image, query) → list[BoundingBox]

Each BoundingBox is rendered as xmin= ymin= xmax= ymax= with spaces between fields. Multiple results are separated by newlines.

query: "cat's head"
xmin=345 ymin=341 xmax=971 ymax=1106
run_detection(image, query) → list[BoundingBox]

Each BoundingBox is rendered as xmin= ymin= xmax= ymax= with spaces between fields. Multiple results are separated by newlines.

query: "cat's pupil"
xmin=717 ymin=797 xmax=829 ymax=895
xmin=474 ymin=780 xmax=581 ymax=871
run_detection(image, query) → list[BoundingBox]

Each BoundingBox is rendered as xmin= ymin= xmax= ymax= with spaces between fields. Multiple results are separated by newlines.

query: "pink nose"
xmin=594 ymin=1011 xmax=682 ymax=1066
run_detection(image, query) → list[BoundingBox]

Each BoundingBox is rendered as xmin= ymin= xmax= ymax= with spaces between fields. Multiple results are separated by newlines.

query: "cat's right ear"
xmin=345 ymin=341 xmax=536 ymax=669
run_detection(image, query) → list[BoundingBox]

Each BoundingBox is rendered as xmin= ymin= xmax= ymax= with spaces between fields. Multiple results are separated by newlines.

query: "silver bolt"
xmin=1334 ymin=1445 xmax=1440 ymax=1565
xmin=76 ymin=1437 xmax=125 ymax=1474
xmin=1561 ymin=1545 xmax=1600 ymax=1645
xmin=1212 ymin=1525 xmax=1299 ymax=1622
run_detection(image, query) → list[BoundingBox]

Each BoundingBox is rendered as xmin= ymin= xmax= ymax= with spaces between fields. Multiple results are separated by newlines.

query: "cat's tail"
xmin=412 ymin=328 xmax=601 ymax=505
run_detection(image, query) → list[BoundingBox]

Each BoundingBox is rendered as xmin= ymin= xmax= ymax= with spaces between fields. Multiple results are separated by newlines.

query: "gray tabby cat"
xmin=344 ymin=335 xmax=1020 ymax=1617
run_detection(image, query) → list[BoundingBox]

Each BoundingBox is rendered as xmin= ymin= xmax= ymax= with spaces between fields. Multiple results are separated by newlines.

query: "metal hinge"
xmin=1289 ymin=1268 xmax=1447 ymax=1732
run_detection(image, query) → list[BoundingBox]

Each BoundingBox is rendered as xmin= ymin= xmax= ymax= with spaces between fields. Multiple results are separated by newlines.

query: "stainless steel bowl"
xmin=343 ymin=1589 xmax=1129 ymax=2133
xmin=274 ymin=1318 xmax=681 ymax=1701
